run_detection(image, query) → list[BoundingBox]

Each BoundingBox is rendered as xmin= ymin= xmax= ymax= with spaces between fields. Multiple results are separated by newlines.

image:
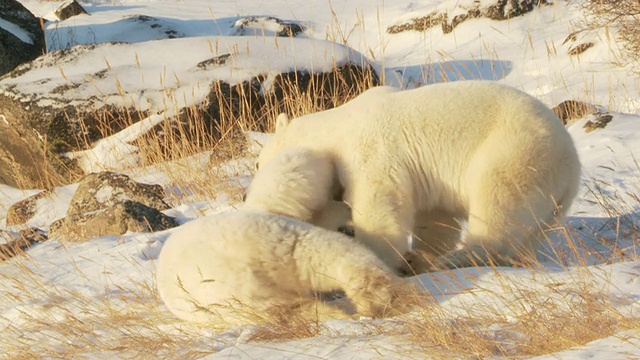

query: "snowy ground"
xmin=1 ymin=0 xmax=640 ymax=358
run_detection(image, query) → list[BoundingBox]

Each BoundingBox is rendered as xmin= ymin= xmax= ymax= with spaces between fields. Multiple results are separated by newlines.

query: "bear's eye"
xmin=254 ymin=162 xmax=260 ymax=171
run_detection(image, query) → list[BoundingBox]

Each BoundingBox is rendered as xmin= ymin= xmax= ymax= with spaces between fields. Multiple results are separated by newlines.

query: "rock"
xmin=387 ymin=0 xmax=549 ymax=34
xmin=0 ymin=0 xmax=45 ymax=76
xmin=583 ymin=114 xmax=613 ymax=132
xmin=230 ymin=16 xmax=305 ymax=37
xmin=0 ymin=82 xmax=145 ymax=187
xmin=0 ymin=38 xmax=377 ymax=187
xmin=552 ymin=100 xmax=600 ymax=125
xmin=552 ymin=100 xmax=613 ymax=132
xmin=0 ymin=121 xmax=61 ymax=188
xmin=67 ymin=171 xmax=170 ymax=217
xmin=6 ymin=190 xmax=51 ymax=226
xmin=51 ymin=201 xmax=178 ymax=242
xmin=50 ymin=171 xmax=178 ymax=242
xmin=0 ymin=228 xmax=46 ymax=261
xmin=54 ymin=0 xmax=89 ymax=21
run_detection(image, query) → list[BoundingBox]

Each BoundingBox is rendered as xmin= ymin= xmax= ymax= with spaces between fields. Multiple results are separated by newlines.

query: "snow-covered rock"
xmin=54 ymin=0 xmax=88 ymax=21
xmin=0 ymin=0 xmax=45 ymax=76
xmin=0 ymin=35 xmax=377 ymax=187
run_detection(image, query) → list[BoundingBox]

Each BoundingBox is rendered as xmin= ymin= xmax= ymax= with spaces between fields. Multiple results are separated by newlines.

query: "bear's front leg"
xmin=344 ymin=268 xmax=419 ymax=318
xmin=349 ymin=187 xmax=416 ymax=273
xmin=293 ymin=227 xmax=416 ymax=318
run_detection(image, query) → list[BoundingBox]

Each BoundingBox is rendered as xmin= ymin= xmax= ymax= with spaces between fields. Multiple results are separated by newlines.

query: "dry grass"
xmin=405 ymin=228 xmax=640 ymax=358
xmin=406 ymin=285 xmax=638 ymax=358
xmin=583 ymin=0 xmax=640 ymax=66
xmin=30 ymin=56 xmax=377 ymax=200
xmin=2 ymin=155 xmax=639 ymax=358
xmin=0 ymin=252 xmax=215 ymax=359
xmin=3 ymin=211 xmax=636 ymax=359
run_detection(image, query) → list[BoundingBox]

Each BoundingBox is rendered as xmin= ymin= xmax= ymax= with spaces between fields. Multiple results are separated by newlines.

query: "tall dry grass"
xmin=0 ymin=252 xmax=216 ymax=359
xmin=4 ymin=174 xmax=638 ymax=359
xmin=582 ymin=0 xmax=640 ymax=67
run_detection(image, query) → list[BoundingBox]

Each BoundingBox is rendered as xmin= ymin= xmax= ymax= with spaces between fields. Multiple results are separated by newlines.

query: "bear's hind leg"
xmin=441 ymin=163 xmax=560 ymax=269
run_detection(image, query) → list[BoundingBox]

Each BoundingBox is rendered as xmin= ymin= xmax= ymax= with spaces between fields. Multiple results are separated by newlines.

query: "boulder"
xmin=0 ymin=0 xmax=45 ymax=76
xmin=230 ymin=16 xmax=304 ymax=37
xmin=67 ymin=171 xmax=170 ymax=215
xmin=6 ymin=190 xmax=51 ymax=226
xmin=0 ymin=118 xmax=66 ymax=188
xmin=387 ymin=0 xmax=549 ymax=34
xmin=54 ymin=0 xmax=88 ymax=21
xmin=552 ymin=100 xmax=600 ymax=125
xmin=50 ymin=172 xmax=178 ymax=242
xmin=583 ymin=114 xmax=614 ymax=133
xmin=50 ymin=200 xmax=178 ymax=242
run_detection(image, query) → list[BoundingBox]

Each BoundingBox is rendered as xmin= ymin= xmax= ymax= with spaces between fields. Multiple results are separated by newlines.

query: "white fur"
xmin=244 ymin=147 xmax=350 ymax=230
xmin=156 ymin=210 xmax=410 ymax=325
xmin=257 ymin=81 xmax=581 ymax=271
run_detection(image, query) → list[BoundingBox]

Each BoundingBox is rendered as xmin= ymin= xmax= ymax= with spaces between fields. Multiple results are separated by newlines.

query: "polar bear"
xmin=243 ymin=147 xmax=351 ymax=231
xmin=256 ymin=81 xmax=581 ymax=272
xmin=157 ymin=147 xmax=413 ymax=324
xmin=156 ymin=210 xmax=413 ymax=325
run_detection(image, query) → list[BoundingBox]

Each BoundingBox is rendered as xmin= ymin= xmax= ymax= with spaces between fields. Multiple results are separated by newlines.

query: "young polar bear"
xmin=156 ymin=211 xmax=409 ymax=325
xmin=157 ymin=148 xmax=412 ymax=325
xmin=243 ymin=147 xmax=351 ymax=231
xmin=256 ymin=81 xmax=581 ymax=272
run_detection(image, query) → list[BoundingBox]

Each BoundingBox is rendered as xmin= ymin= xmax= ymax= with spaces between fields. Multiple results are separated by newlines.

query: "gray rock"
xmin=51 ymin=200 xmax=178 ymax=242
xmin=67 ymin=171 xmax=170 ymax=217
xmin=552 ymin=100 xmax=600 ymax=125
xmin=230 ymin=16 xmax=304 ymax=37
xmin=0 ymin=0 xmax=45 ymax=76
xmin=0 ymin=39 xmax=378 ymax=187
xmin=6 ymin=190 xmax=51 ymax=226
xmin=583 ymin=114 xmax=614 ymax=133
xmin=51 ymin=172 xmax=178 ymax=242
xmin=140 ymin=63 xmax=380 ymax=158
xmin=387 ymin=0 xmax=549 ymax=34
xmin=54 ymin=0 xmax=88 ymax=21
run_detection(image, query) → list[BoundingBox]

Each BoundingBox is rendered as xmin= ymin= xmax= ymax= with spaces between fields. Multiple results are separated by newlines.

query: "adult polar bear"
xmin=256 ymin=81 xmax=581 ymax=272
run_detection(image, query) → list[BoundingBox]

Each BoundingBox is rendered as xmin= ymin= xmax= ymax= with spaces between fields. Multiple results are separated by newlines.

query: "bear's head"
xmin=245 ymin=146 xmax=336 ymax=223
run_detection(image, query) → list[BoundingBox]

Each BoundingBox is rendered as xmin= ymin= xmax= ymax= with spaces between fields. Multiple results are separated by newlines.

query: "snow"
xmin=0 ymin=35 xmax=369 ymax=113
xmin=1 ymin=0 xmax=640 ymax=358
xmin=65 ymin=111 xmax=174 ymax=172
xmin=0 ymin=18 xmax=34 ymax=44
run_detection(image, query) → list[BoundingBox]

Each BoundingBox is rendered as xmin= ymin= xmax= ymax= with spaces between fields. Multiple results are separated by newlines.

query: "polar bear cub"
xmin=256 ymin=81 xmax=581 ymax=271
xmin=243 ymin=147 xmax=351 ymax=231
xmin=157 ymin=147 xmax=411 ymax=325
xmin=156 ymin=210 xmax=409 ymax=325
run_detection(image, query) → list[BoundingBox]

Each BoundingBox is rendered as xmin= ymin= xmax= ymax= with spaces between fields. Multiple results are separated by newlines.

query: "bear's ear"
xmin=275 ymin=113 xmax=290 ymax=133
